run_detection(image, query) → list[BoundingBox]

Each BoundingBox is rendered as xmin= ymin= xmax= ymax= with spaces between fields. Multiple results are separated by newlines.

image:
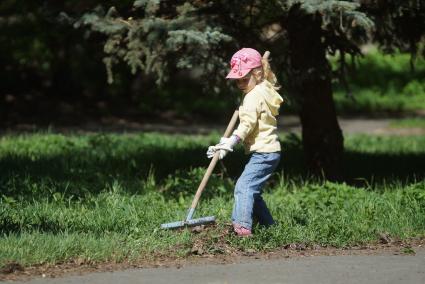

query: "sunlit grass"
xmin=329 ymin=50 xmax=425 ymax=114
xmin=0 ymin=132 xmax=424 ymax=267
xmin=390 ymin=118 xmax=425 ymax=129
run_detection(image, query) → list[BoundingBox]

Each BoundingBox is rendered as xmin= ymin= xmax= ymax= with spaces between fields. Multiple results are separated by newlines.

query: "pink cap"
xmin=226 ymin=48 xmax=262 ymax=79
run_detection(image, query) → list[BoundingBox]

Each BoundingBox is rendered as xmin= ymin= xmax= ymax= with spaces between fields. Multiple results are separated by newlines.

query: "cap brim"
xmin=226 ymin=68 xmax=250 ymax=79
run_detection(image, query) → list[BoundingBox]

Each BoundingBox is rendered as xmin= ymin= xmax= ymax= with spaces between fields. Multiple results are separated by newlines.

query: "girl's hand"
xmin=206 ymin=145 xmax=229 ymax=160
xmin=206 ymin=136 xmax=238 ymax=160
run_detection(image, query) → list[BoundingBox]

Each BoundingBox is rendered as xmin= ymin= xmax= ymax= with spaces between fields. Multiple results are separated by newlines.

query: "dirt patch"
xmin=1 ymin=226 xmax=424 ymax=282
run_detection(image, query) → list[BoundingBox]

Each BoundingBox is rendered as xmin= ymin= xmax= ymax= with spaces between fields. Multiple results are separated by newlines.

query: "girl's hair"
xmin=251 ymin=57 xmax=280 ymax=90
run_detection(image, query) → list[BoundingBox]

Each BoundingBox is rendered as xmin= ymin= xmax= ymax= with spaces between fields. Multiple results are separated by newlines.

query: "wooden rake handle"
xmin=189 ymin=110 xmax=239 ymax=211
xmin=188 ymin=51 xmax=271 ymax=214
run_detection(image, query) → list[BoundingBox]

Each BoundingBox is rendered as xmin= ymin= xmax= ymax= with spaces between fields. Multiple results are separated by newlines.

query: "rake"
xmin=160 ymin=110 xmax=239 ymax=229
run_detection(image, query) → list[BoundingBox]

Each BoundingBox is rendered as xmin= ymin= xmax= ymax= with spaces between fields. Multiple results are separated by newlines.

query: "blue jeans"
xmin=232 ymin=152 xmax=281 ymax=230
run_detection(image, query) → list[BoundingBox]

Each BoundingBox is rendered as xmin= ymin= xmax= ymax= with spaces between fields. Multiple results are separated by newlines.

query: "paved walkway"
xmin=8 ymin=248 xmax=425 ymax=284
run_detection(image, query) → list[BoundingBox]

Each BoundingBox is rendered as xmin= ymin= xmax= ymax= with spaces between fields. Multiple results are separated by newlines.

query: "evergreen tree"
xmin=77 ymin=0 xmax=424 ymax=180
xmin=76 ymin=1 xmax=233 ymax=85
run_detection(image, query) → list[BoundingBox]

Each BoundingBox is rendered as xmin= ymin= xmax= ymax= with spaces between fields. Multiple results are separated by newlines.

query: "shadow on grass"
xmin=343 ymin=151 xmax=425 ymax=186
xmin=1 ymin=138 xmax=424 ymax=201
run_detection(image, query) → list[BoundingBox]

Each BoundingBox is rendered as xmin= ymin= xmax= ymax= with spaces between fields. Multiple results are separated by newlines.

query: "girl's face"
xmin=235 ymin=72 xmax=257 ymax=94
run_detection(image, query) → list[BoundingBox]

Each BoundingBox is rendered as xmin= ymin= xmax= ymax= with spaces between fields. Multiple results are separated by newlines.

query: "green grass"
xmin=390 ymin=118 xmax=425 ymax=129
xmin=1 ymin=132 xmax=425 ymax=267
xmin=330 ymin=49 xmax=425 ymax=115
xmin=1 ymin=181 xmax=424 ymax=266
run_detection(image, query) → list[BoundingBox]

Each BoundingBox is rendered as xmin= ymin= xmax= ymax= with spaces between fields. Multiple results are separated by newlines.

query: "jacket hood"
xmin=257 ymin=80 xmax=283 ymax=116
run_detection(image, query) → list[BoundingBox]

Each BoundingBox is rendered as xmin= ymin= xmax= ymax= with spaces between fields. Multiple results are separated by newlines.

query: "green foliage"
xmin=333 ymin=88 xmax=425 ymax=114
xmin=390 ymin=118 xmax=425 ymax=129
xmin=342 ymin=50 xmax=425 ymax=89
xmin=289 ymin=0 xmax=374 ymax=33
xmin=76 ymin=0 xmax=379 ymax=86
xmin=330 ymin=49 xmax=425 ymax=114
xmin=3 ymin=1 xmax=423 ymax=135
xmin=76 ymin=1 xmax=232 ymax=84
xmin=2 ymin=1 xmax=424 ymax=127
xmin=364 ymin=0 xmax=425 ymax=57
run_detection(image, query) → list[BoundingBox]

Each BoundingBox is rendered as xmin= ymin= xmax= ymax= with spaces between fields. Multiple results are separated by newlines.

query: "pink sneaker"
xmin=233 ymin=224 xmax=252 ymax=237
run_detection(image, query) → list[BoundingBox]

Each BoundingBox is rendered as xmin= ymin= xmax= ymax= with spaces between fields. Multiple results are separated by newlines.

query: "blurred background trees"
xmin=1 ymin=0 xmax=424 ymax=180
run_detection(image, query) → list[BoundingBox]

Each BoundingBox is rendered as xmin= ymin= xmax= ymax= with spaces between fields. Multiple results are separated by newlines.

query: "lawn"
xmin=331 ymin=50 xmax=425 ymax=115
xmin=1 ymin=132 xmax=424 ymax=267
xmin=390 ymin=118 xmax=425 ymax=129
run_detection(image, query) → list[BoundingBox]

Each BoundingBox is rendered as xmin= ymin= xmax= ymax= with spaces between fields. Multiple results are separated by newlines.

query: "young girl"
xmin=207 ymin=48 xmax=283 ymax=237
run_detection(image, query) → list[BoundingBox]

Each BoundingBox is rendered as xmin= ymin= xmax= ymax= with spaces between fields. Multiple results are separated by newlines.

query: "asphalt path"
xmin=7 ymin=248 xmax=425 ymax=284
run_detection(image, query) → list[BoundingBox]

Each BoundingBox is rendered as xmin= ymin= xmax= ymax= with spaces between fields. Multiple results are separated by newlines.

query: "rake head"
xmin=161 ymin=216 xmax=216 ymax=230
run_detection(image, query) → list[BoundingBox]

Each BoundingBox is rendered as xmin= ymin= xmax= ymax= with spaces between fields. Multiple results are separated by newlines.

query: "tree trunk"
xmin=286 ymin=7 xmax=344 ymax=181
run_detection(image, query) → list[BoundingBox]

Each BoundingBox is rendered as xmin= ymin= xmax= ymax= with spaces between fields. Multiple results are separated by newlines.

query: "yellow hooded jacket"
xmin=233 ymin=80 xmax=283 ymax=154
